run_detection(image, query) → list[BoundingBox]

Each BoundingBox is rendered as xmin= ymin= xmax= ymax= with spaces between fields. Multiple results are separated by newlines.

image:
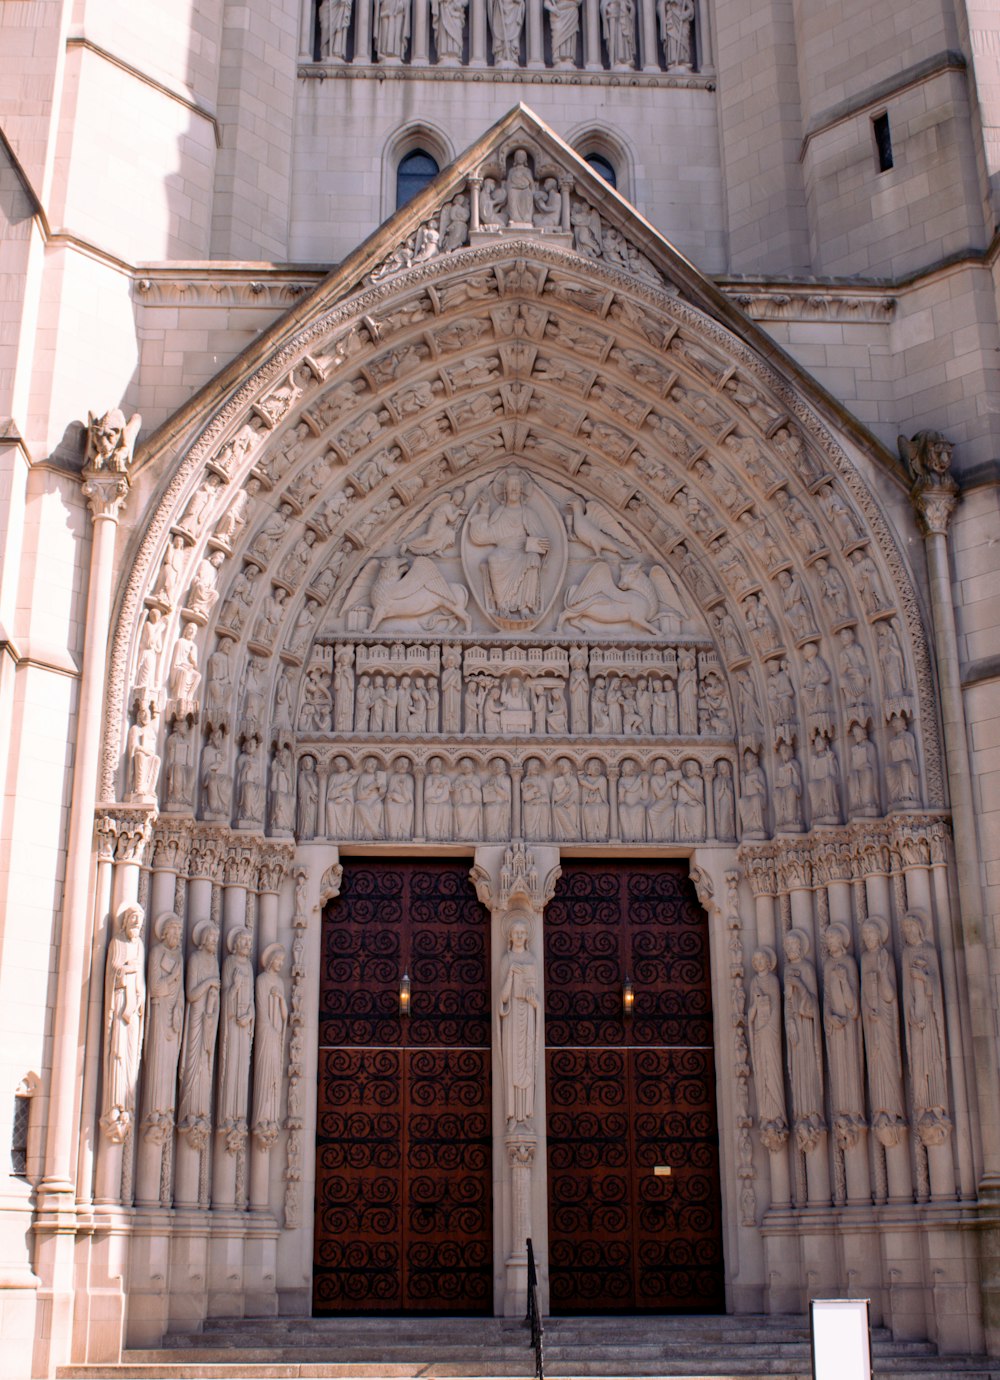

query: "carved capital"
xmin=82 ymin=471 xmax=131 ymax=522
xmin=150 ymin=819 xmax=194 ymax=872
xmin=737 ymin=844 xmax=777 ymax=897
xmin=222 ymin=841 xmax=258 ymax=888
xmin=506 ymin=1138 xmax=536 ymax=1170
xmin=913 ymin=486 xmax=959 ymax=537
xmin=776 ymin=843 xmax=812 ymax=893
xmin=95 ymin=806 xmax=156 ymax=864
xmin=258 ymin=842 xmax=294 ymax=894
xmin=188 ymin=824 xmax=228 ymax=881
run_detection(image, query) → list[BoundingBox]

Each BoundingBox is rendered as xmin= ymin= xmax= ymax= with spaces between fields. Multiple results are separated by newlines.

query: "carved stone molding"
xmin=725 ymin=870 xmax=757 ymax=1227
xmin=723 ymin=287 xmax=896 ymax=324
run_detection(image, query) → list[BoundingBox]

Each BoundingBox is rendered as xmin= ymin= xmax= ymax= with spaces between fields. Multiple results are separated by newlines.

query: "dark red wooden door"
xmin=313 ymin=860 xmax=492 ymax=1314
xmin=545 ymin=861 xmax=724 ymax=1313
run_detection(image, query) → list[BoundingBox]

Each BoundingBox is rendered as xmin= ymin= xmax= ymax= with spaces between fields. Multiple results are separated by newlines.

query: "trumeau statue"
xmin=783 ymin=927 xmax=825 ymax=1152
xmin=748 ymin=947 xmax=788 ymax=1150
xmin=142 ymin=913 xmax=185 ymax=1143
xmin=822 ymin=924 xmax=866 ymax=1150
xmin=218 ymin=927 xmax=256 ymax=1147
xmin=178 ymin=921 xmax=221 ymax=1147
xmin=497 ymin=913 xmax=541 ymax=1130
xmin=101 ymin=903 xmax=146 ymax=1142
xmin=252 ymin=945 xmax=288 ymax=1148
xmin=859 ymin=916 xmax=907 ymax=1148
xmin=901 ymin=913 xmax=952 ymax=1146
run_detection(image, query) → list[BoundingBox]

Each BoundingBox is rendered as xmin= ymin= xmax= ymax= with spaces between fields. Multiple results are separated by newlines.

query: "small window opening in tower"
xmin=585 ymin=153 xmax=617 ymax=189
xmin=396 ymin=150 xmax=440 ymax=209
xmin=10 ymin=1095 xmax=28 ymax=1177
xmin=873 ymin=113 xmax=893 ymax=172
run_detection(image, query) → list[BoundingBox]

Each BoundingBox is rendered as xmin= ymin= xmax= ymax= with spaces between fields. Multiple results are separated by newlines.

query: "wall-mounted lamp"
xmin=622 ymin=974 xmax=635 ymax=1018
xmin=399 ymin=972 xmax=411 ymax=1018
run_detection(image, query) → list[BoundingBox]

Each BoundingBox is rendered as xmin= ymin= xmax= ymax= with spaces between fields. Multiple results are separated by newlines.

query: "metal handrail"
xmin=526 ymin=1237 xmax=544 ymax=1380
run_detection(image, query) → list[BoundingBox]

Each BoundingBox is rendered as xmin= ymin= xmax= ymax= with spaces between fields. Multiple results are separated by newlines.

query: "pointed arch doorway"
xmin=544 ymin=860 xmax=725 ymax=1314
xmin=312 ymin=857 xmax=494 ymax=1314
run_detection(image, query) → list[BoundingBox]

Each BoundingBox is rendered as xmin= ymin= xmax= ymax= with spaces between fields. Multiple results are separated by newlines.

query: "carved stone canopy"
xmin=103 ymin=106 xmax=941 ymax=842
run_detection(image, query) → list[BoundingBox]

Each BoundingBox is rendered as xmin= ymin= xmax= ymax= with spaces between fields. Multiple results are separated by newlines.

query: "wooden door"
xmin=545 ymin=861 xmax=724 ymax=1313
xmin=314 ymin=860 xmax=493 ymax=1314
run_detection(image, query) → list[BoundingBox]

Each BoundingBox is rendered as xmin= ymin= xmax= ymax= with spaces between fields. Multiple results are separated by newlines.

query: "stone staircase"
xmin=55 ymin=1314 xmax=1000 ymax=1380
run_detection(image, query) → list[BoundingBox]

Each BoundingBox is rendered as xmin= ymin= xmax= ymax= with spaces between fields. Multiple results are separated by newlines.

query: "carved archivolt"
xmin=103 ymin=144 xmax=938 ymax=855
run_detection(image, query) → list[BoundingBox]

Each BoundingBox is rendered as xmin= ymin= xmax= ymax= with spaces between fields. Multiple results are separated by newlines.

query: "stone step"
xmin=53 ymin=1367 xmax=1000 ymax=1380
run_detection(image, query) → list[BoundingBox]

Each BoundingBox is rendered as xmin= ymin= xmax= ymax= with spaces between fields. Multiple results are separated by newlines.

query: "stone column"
xmin=908 ymin=456 xmax=1000 ymax=1229
xmin=741 ymin=848 xmax=792 ymax=1213
xmin=174 ymin=829 xmax=225 ymax=1210
xmin=559 ymin=178 xmax=574 ymax=233
xmin=640 ymin=0 xmax=658 ymax=70
xmin=472 ymin=843 xmax=561 ymax=1317
xmin=583 ymin=0 xmax=601 ymax=67
xmin=354 ymin=0 xmax=373 ymax=60
xmin=469 ymin=177 xmax=482 ymax=230
xmin=412 ymin=0 xmax=429 ymax=60
xmin=213 ymin=840 xmax=258 ymax=1211
xmin=607 ymin=763 xmax=620 ymax=842
xmin=469 ymin=0 xmax=487 ymax=63
xmin=37 ymin=465 xmax=133 ymax=1272
xmin=413 ymin=762 xmax=426 ymax=840
xmin=526 ymin=0 xmax=544 ymax=66
xmin=251 ymin=847 xmax=292 ymax=1212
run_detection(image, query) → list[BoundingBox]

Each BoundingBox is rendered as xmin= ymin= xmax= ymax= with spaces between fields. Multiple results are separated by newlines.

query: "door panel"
xmin=314 ymin=861 xmax=492 ymax=1314
xmin=545 ymin=862 xmax=724 ymax=1314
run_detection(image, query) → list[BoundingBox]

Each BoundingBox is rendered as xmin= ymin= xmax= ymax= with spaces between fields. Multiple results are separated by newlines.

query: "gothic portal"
xmin=12 ymin=99 xmax=998 ymax=1376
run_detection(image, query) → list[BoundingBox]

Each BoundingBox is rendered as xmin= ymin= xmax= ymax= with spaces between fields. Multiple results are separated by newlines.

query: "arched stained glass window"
xmin=396 ymin=150 xmax=440 ymax=209
xmin=585 ymin=153 xmax=617 ymax=188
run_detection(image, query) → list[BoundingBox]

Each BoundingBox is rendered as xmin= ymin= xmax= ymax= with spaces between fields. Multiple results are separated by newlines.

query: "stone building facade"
xmin=0 ymin=1 xmax=999 ymax=1377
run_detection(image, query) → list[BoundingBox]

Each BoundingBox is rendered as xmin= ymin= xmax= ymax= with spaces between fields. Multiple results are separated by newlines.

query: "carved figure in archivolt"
xmin=201 ymin=728 xmax=231 ymax=818
xmin=179 ymin=922 xmax=221 ymax=1147
xmin=887 ymin=715 xmax=920 ymax=805
xmin=128 ymin=702 xmax=161 ymax=803
xmin=497 ymin=915 xmax=541 ymax=1130
xmin=901 ymin=913 xmax=951 ymax=1146
xmin=464 ymin=468 xmax=556 ymax=628
xmin=847 ymin=723 xmax=879 ymax=817
xmin=134 ymin=609 xmax=165 ymax=699
xmin=860 ymin=916 xmax=907 ymax=1148
xmin=218 ymin=927 xmax=256 ymax=1145
xmin=783 ymin=928 xmax=825 ymax=1151
xmin=823 ymin=924 xmax=866 ymax=1150
xmin=141 ymin=912 xmax=185 ymax=1143
xmin=808 ymin=734 xmax=841 ymax=824
xmin=748 ymin=947 xmax=788 ymax=1150
xmin=252 ymin=945 xmax=287 ymax=1148
xmin=101 ymin=903 xmax=146 ymax=1142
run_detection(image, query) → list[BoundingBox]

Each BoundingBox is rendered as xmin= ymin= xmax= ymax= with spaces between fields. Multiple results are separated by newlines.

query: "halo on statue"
xmin=192 ymin=919 xmax=218 ymax=949
xmin=153 ymin=911 xmax=182 ymax=941
xmin=261 ymin=942 xmax=285 ymax=970
xmin=502 ymin=908 xmax=534 ymax=945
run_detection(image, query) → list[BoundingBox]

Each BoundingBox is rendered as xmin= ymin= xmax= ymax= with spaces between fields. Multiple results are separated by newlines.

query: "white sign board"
xmin=810 ymin=1298 xmax=872 ymax=1380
